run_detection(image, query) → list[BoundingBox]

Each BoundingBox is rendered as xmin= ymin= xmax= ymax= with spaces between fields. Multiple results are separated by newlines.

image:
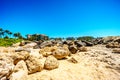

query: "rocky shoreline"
xmin=0 ymin=36 xmax=120 ymax=80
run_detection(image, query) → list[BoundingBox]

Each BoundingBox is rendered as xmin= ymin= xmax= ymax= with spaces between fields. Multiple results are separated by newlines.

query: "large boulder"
xmin=40 ymin=41 xmax=53 ymax=48
xmin=12 ymin=51 xmax=29 ymax=65
xmin=8 ymin=60 xmax=28 ymax=80
xmin=68 ymin=45 xmax=77 ymax=54
xmin=74 ymin=41 xmax=86 ymax=47
xmin=44 ymin=56 xmax=59 ymax=70
xmin=82 ymin=41 xmax=93 ymax=46
xmin=52 ymin=47 xmax=70 ymax=59
xmin=25 ymin=55 xmax=44 ymax=74
xmin=23 ymin=42 xmax=37 ymax=48
xmin=39 ymin=46 xmax=57 ymax=57
xmin=63 ymin=40 xmax=73 ymax=46
xmin=78 ymin=46 xmax=87 ymax=52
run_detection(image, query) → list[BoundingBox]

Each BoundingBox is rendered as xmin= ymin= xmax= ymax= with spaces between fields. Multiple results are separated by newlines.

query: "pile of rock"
xmin=102 ymin=36 xmax=120 ymax=48
xmin=0 ymin=39 xmax=90 ymax=80
xmin=0 ymin=50 xmax=60 ymax=80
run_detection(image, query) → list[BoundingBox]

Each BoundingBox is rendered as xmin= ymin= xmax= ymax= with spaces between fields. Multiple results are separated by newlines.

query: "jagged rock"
xmin=68 ymin=45 xmax=77 ymax=54
xmin=63 ymin=40 xmax=73 ymax=46
xmin=39 ymin=46 xmax=57 ymax=57
xmin=25 ymin=55 xmax=43 ymax=74
xmin=78 ymin=46 xmax=87 ymax=52
xmin=12 ymin=51 xmax=29 ymax=65
xmin=15 ymin=47 xmax=31 ymax=53
xmin=74 ymin=41 xmax=86 ymax=47
xmin=8 ymin=60 xmax=28 ymax=80
xmin=23 ymin=42 xmax=37 ymax=48
xmin=33 ymin=45 xmax=40 ymax=49
xmin=40 ymin=41 xmax=53 ymax=48
xmin=30 ymin=49 xmax=43 ymax=59
xmin=44 ymin=56 xmax=59 ymax=70
xmin=52 ymin=47 xmax=70 ymax=59
xmin=82 ymin=41 xmax=93 ymax=46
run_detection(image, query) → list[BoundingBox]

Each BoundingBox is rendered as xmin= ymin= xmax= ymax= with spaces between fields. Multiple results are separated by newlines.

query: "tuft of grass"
xmin=0 ymin=38 xmax=22 ymax=47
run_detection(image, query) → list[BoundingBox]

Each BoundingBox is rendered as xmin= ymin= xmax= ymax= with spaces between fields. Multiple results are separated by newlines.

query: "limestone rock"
xmin=25 ymin=55 xmax=43 ymax=74
xmin=39 ymin=46 xmax=57 ymax=57
xmin=74 ymin=41 xmax=85 ymax=47
xmin=15 ymin=47 xmax=31 ymax=53
xmin=53 ymin=47 xmax=70 ymax=59
xmin=0 ymin=54 xmax=14 ymax=80
xmin=40 ymin=41 xmax=53 ymax=48
xmin=112 ymin=49 xmax=120 ymax=53
xmin=106 ymin=42 xmax=120 ymax=48
xmin=68 ymin=45 xmax=77 ymax=54
xmin=78 ymin=46 xmax=87 ymax=52
xmin=12 ymin=51 xmax=29 ymax=65
xmin=9 ymin=60 xmax=28 ymax=80
xmin=44 ymin=56 xmax=59 ymax=70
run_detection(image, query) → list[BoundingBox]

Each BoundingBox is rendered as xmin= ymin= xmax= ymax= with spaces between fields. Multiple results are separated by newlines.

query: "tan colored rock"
xmin=44 ymin=56 xmax=59 ymax=70
xmin=106 ymin=42 xmax=120 ymax=48
xmin=52 ymin=47 xmax=70 ymax=59
xmin=39 ymin=46 xmax=57 ymax=57
xmin=9 ymin=60 xmax=28 ymax=80
xmin=112 ymin=48 xmax=120 ymax=53
xmin=25 ymin=55 xmax=43 ymax=74
xmin=12 ymin=51 xmax=29 ymax=65
xmin=68 ymin=45 xmax=77 ymax=54
xmin=0 ymin=54 xmax=14 ymax=80
xmin=78 ymin=46 xmax=87 ymax=52
xmin=30 ymin=49 xmax=43 ymax=59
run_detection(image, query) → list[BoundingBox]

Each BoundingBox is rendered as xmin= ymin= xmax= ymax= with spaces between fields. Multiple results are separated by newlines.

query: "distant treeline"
xmin=0 ymin=28 xmax=96 ymax=41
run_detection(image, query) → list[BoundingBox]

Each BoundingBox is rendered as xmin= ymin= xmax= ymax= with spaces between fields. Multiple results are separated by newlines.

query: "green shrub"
xmin=77 ymin=36 xmax=94 ymax=41
xmin=0 ymin=38 xmax=22 ymax=46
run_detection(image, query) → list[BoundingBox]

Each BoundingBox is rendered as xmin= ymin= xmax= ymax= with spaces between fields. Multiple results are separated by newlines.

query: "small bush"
xmin=0 ymin=38 xmax=22 ymax=46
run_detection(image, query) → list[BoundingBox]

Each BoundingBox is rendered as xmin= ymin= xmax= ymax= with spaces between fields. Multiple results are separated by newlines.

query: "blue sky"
xmin=0 ymin=0 xmax=120 ymax=37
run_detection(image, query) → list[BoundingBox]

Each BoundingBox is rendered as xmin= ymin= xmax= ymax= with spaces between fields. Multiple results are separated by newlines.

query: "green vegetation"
xmin=77 ymin=36 xmax=94 ymax=41
xmin=0 ymin=38 xmax=22 ymax=46
xmin=0 ymin=27 xmax=96 ymax=46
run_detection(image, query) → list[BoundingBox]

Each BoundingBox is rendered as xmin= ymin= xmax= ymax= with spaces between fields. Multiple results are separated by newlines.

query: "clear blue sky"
xmin=0 ymin=0 xmax=120 ymax=37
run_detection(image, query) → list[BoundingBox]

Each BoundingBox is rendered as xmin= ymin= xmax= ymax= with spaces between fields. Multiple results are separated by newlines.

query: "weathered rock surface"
xmin=53 ymin=47 xmax=70 ymax=59
xmin=15 ymin=47 xmax=31 ymax=53
xmin=112 ymin=48 xmax=120 ymax=53
xmin=106 ymin=42 xmax=120 ymax=48
xmin=1 ymin=40 xmax=120 ymax=80
xmin=25 ymin=55 xmax=43 ymax=74
xmin=40 ymin=41 xmax=53 ymax=48
xmin=8 ymin=60 xmax=28 ymax=80
xmin=39 ymin=46 xmax=57 ymax=57
xmin=0 ymin=54 xmax=14 ymax=80
xmin=44 ymin=56 xmax=59 ymax=70
xmin=78 ymin=46 xmax=87 ymax=52
xmin=12 ymin=51 xmax=29 ymax=65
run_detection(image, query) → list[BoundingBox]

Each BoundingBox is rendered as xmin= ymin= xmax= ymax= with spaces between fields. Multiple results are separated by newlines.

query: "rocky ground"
xmin=28 ymin=45 xmax=120 ymax=80
xmin=0 ymin=37 xmax=120 ymax=80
